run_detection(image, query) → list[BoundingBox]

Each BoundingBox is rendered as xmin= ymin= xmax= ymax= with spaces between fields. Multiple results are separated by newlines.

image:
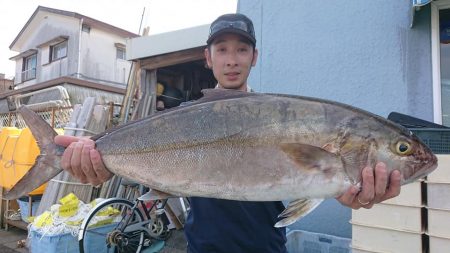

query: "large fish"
xmin=4 ymin=89 xmax=437 ymax=227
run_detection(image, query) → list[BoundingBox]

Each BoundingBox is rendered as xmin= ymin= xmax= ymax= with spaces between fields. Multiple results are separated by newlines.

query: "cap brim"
xmin=207 ymin=28 xmax=256 ymax=46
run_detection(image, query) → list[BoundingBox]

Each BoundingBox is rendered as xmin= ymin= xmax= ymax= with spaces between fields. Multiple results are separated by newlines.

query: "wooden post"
xmin=108 ymin=101 xmax=114 ymax=129
xmin=28 ymin=196 xmax=32 ymax=221
xmin=165 ymin=203 xmax=183 ymax=230
xmin=51 ymin=107 xmax=55 ymax=128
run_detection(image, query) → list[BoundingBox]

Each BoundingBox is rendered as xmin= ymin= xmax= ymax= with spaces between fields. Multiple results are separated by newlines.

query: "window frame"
xmin=50 ymin=40 xmax=68 ymax=62
xmin=22 ymin=53 xmax=37 ymax=81
xmin=116 ymin=47 xmax=126 ymax=60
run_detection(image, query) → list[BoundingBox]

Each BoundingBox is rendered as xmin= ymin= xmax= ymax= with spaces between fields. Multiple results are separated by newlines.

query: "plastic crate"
xmin=427 ymin=208 xmax=450 ymax=238
xmin=351 ymin=203 xmax=423 ymax=232
xmin=285 ymin=229 xmax=350 ymax=253
xmin=382 ymin=181 xmax=423 ymax=207
xmin=30 ymin=223 xmax=117 ymax=253
xmin=351 ymin=222 xmax=423 ymax=253
xmin=426 ymin=182 xmax=450 ymax=210
xmin=428 ymin=155 xmax=450 ymax=183
xmin=428 ymin=235 xmax=450 ymax=253
xmin=17 ymin=196 xmax=41 ymax=222
xmin=410 ymin=128 xmax=450 ymax=154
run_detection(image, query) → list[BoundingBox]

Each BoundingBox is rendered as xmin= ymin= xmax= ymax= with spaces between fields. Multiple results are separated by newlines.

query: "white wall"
xmin=79 ymin=27 xmax=131 ymax=85
xmin=13 ymin=10 xmax=132 ymax=89
xmin=13 ymin=12 xmax=79 ymax=88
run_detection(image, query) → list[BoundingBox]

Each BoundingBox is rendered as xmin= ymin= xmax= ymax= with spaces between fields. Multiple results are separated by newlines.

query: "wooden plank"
xmin=140 ymin=47 xmax=205 ymax=70
xmin=4 ymin=219 xmax=28 ymax=230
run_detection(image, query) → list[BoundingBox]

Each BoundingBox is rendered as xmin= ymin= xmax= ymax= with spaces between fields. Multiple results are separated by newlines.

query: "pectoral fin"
xmin=275 ymin=199 xmax=323 ymax=227
xmin=138 ymin=189 xmax=178 ymax=201
xmin=280 ymin=143 xmax=343 ymax=176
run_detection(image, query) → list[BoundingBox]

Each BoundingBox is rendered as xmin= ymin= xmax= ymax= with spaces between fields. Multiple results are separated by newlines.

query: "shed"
xmin=125 ymin=24 xmax=216 ymax=119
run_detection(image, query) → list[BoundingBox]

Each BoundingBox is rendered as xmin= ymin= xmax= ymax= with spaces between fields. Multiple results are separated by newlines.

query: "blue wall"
xmin=237 ymin=1 xmax=432 ymax=238
xmin=238 ymin=0 xmax=432 ymax=120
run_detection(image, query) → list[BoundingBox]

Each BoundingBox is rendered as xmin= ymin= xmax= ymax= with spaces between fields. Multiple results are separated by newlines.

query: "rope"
xmin=50 ymin=179 xmax=92 ymax=186
xmin=63 ymin=127 xmax=99 ymax=135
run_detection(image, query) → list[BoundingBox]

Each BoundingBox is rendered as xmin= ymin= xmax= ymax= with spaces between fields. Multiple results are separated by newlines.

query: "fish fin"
xmin=275 ymin=199 xmax=323 ymax=227
xmin=322 ymin=142 xmax=340 ymax=155
xmin=198 ymin=88 xmax=259 ymax=103
xmin=4 ymin=106 xmax=63 ymax=200
xmin=280 ymin=143 xmax=343 ymax=173
xmin=138 ymin=189 xmax=177 ymax=201
xmin=322 ymin=128 xmax=351 ymax=155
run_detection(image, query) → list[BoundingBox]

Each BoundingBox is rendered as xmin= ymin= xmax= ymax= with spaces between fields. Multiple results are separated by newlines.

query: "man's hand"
xmin=336 ymin=162 xmax=401 ymax=209
xmin=54 ymin=135 xmax=112 ymax=186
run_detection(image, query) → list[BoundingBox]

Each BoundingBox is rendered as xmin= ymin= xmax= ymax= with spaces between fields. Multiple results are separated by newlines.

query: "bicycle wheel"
xmin=78 ymin=198 xmax=145 ymax=253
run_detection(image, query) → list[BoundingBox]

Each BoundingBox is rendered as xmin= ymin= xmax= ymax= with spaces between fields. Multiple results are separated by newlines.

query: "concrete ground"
xmin=0 ymin=227 xmax=28 ymax=253
xmin=0 ymin=226 xmax=187 ymax=253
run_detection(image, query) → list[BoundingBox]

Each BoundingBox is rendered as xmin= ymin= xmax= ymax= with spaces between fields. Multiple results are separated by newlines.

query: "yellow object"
xmin=11 ymin=127 xmax=45 ymax=194
xmin=157 ymin=83 xmax=165 ymax=96
xmin=0 ymin=127 xmax=64 ymax=195
xmin=34 ymin=211 xmax=53 ymax=228
xmin=0 ymin=127 xmax=20 ymax=188
xmin=58 ymin=193 xmax=80 ymax=217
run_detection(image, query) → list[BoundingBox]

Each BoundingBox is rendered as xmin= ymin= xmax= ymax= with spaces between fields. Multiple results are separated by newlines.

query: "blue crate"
xmin=30 ymin=223 xmax=118 ymax=253
xmin=29 ymin=230 xmax=79 ymax=253
xmin=286 ymin=230 xmax=350 ymax=253
xmin=17 ymin=196 xmax=41 ymax=222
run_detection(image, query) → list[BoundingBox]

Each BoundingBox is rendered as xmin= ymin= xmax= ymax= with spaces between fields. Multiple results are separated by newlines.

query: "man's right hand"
xmin=54 ymin=135 xmax=112 ymax=186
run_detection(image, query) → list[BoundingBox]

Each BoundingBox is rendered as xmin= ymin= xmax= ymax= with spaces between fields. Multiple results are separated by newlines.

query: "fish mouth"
xmin=403 ymin=154 xmax=438 ymax=184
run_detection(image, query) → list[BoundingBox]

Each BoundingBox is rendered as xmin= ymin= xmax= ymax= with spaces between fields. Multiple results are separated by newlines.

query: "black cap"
xmin=207 ymin=13 xmax=256 ymax=46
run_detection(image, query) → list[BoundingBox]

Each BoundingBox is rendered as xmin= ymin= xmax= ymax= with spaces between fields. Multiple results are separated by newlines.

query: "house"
xmin=3 ymin=6 xmax=139 ymax=112
xmin=0 ymin=74 xmax=13 ymax=92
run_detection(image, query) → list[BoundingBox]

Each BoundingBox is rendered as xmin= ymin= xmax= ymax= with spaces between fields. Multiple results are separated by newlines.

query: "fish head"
xmin=384 ymin=132 xmax=438 ymax=184
xmin=336 ymin=117 xmax=437 ymax=185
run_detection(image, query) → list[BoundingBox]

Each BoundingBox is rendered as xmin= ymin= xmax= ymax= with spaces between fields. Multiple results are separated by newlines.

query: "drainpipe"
xmin=77 ymin=18 xmax=83 ymax=78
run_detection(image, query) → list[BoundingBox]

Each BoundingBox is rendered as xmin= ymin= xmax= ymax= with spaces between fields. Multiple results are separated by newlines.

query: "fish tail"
xmin=4 ymin=106 xmax=64 ymax=200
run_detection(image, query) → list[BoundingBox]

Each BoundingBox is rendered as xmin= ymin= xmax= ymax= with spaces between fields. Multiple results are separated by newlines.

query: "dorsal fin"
xmin=195 ymin=88 xmax=259 ymax=104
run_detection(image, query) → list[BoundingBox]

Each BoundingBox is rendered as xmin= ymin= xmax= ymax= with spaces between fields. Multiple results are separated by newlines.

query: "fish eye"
xmin=396 ymin=141 xmax=411 ymax=155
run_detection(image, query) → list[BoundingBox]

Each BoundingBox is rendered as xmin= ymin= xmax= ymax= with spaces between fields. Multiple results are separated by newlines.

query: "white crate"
xmin=428 ymin=235 xmax=450 ymax=253
xmin=352 ymin=203 xmax=423 ymax=232
xmin=383 ymin=181 xmax=422 ymax=207
xmin=351 ymin=222 xmax=423 ymax=253
xmin=285 ymin=230 xmax=350 ymax=253
xmin=427 ymin=155 xmax=450 ymax=183
xmin=427 ymin=208 xmax=450 ymax=238
xmin=426 ymin=182 xmax=450 ymax=210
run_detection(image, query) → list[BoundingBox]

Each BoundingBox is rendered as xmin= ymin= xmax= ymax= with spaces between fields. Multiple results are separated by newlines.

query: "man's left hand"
xmin=336 ymin=162 xmax=401 ymax=209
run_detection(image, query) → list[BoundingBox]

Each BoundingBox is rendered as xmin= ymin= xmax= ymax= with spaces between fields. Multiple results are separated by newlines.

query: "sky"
xmin=0 ymin=0 xmax=237 ymax=79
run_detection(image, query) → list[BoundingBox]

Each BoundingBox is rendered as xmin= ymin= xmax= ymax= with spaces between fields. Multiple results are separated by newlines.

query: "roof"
xmin=126 ymin=24 xmax=210 ymax=60
xmin=10 ymin=5 xmax=139 ymax=50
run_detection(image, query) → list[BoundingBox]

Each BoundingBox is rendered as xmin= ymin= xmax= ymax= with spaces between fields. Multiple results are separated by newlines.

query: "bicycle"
xmin=78 ymin=187 xmax=183 ymax=253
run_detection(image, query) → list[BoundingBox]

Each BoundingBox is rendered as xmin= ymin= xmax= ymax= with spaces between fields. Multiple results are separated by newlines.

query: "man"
xmin=55 ymin=13 xmax=401 ymax=253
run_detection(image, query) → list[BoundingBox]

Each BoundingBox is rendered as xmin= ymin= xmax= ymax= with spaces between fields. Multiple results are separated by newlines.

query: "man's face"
xmin=205 ymin=33 xmax=258 ymax=91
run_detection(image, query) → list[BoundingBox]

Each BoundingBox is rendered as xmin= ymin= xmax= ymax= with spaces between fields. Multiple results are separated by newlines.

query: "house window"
xmin=50 ymin=40 xmax=67 ymax=62
xmin=82 ymin=24 xmax=91 ymax=33
xmin=22 ymin=54 xmax=36 ymax=81
xmin=116 ymin=47 xmax=126 ymax=60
